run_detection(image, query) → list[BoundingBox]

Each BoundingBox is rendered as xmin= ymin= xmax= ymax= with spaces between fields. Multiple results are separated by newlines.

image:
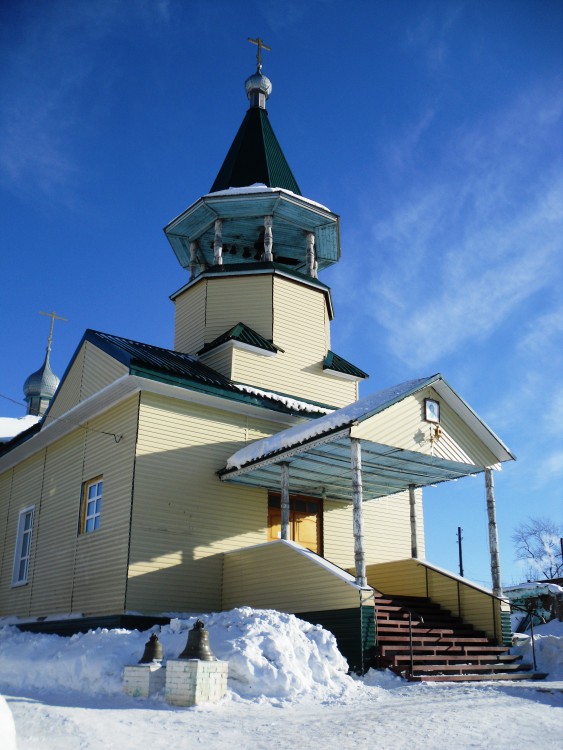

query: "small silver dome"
xmin=23 ymin=353 xmax=60 ymax=401
xmin=245 ymin=72 xmax=272 ymax=109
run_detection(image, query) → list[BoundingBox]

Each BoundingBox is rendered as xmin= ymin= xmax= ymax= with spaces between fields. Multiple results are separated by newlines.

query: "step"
xmin=380 ymin=644 xmax=509 ymax=656
xmin=391 ymin=654 xmax=522 ymax=665
xmin=408 ymin=663 xmax=532 ymax=674
xmin=376 ymin=618 xmax=476 ymax=631
xmin=408 ymin=672 xmax=548 ymax=683
xmin=377 ymin=635 xmax=491 ymax=645
xmin=376 ymin=625 xmax=486 ymax=637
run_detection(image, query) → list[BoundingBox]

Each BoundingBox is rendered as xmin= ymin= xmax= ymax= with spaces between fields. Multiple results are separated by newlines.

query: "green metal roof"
xmin=49 ymin=330 xmax=330 ymax=418
xmin=323 ymin=351 xmax=369 ymax=379
xmin=210 ymin=107 xmax=300 ymax=195
xmin=198 ymin=322 xmax=283 ymax=356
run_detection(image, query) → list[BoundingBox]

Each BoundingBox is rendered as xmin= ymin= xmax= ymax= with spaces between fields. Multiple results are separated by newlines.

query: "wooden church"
xmin=0 ymin=44 xmax=541 ymax=680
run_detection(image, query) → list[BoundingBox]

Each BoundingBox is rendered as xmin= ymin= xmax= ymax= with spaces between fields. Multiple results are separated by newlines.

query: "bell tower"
xmin=164 ymin=43 xmax=368 ymax=408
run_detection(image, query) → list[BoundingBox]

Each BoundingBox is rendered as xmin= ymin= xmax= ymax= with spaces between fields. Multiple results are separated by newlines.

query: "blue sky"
xmin=1 ymin=0 xmax=561 ymax=588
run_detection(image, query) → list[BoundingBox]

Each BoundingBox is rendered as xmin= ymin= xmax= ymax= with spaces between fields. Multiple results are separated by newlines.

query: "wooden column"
xmin=409 ymin=484 xmax=418 ymax=559
xmin=280 ymin=462 xmax=290 ymax=541
xmin=189 ymin=241 xmax=198 ymax=280
xmin=485 ymin=468 xmax=503 ymax=597
xmin=264 ymin=215 xmax=273 ymax=261
xmin=213 ymin=219 xmax=223 ymax=266
xmin=306 ymin=232 xmax=317 ymax=278
xmin=350 ymin=438 xmax=367 ymax=587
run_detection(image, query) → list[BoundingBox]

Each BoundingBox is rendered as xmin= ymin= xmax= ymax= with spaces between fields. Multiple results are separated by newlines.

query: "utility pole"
xmin=457 ymin=526 xmax=464 ymax=578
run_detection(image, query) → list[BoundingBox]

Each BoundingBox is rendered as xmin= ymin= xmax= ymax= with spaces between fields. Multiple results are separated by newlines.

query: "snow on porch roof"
xmin=219 ymin=374 xmax=515 ymax=502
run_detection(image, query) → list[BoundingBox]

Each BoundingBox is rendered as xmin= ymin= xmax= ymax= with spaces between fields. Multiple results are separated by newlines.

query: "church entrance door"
xmin=267 ymin=493 xmax=322 ymax=554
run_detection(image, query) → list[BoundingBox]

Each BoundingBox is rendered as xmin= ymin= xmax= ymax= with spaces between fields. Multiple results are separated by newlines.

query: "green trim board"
xmin=297 ymin=606 xmax=376 ymax=674
xmin=501 ymin=610 xmax=513 ymax=647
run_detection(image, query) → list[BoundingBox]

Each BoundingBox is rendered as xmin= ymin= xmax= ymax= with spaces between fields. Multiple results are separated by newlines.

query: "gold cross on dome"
xmin=248 ymin=37 xmax=271 ymax=72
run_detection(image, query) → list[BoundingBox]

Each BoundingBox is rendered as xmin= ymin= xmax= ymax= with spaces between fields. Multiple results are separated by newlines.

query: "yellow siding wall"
xmin=174 ymin=280 xmax=207 ymax=354
xmin=0 ymin=397 xmax=138 ymax=618
xmin=365 ymin=558 xmax=503 ymax=642
xmin=222 ymin=541 xmax=361 ymax=612
xmin=351 ymin=387 xmax=498 ymax=466
xmin=231 ymin=276 xmax=357 ymax=407
xmin=126 ymin=392 xmax=286 ymax=614
xmin=206 ymin=275 xmax=273 ymax=344
xmin=198 ymin=345 xmax=235 ymax=380
xmin=47 ymin=342 xmax=128 ymax=421
xmin=323 ymin=490 xmax=425 ymax=569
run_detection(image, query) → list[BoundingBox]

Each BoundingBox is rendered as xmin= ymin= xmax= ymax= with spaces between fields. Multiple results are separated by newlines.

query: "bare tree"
xmin=512 ymin=517 xmax=563 ymax=581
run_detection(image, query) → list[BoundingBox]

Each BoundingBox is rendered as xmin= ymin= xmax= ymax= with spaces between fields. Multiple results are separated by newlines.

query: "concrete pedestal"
xmin=122 ymin=663 xmax=166 ymax=698
xmin=165 ymin=659 xmax=228 ymax=706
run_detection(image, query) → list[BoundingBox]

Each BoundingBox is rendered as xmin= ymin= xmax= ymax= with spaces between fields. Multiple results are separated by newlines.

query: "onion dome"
xmin=245 ymin=71 xmax=272 ymax=109
xmin=23 ymin=349 xmax=60 ymax=417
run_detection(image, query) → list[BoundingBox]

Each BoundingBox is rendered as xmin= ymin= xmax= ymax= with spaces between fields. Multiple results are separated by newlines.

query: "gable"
xmin=46 ymin=342 xmax=128 ymax=422
xmin=349 ymin=386 xmax=499 ymax=467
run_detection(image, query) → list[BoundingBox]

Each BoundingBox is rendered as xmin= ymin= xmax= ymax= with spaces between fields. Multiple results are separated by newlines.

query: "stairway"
xmin=374 ymin=594 xmax=548 ymax=682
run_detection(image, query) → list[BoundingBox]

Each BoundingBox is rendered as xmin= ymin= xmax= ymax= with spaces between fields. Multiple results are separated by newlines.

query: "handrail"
xmin=401 ymin=606 xmax=425 ymax=679
xmin=415 ymin=560 xmax=506 ymax=601
xmin=509 ymin=601 xmax=546 ymax=672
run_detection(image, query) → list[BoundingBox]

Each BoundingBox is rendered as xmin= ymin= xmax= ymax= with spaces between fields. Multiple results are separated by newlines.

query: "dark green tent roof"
xmin=323 ymin=351 xmax=369 ymax=379
xmin=198 ymin=322 xmax=283 ymax=356
xmin=210 ymin=107 xmax=301 ymax=195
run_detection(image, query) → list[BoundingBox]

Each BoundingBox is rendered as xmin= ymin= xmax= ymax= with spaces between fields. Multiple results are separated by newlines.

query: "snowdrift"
xmin=0 ymin=608 xmax=356 ymax=703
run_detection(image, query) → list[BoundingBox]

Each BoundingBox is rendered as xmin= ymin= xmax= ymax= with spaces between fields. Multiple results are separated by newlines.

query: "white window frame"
xmin=81 ymin=477 xmax=103 ymax=534
xmin=12 ymin=505 xmax=35 ymax=587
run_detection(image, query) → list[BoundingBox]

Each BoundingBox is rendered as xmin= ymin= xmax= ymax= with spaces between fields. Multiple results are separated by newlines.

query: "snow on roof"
xmin=204 ymin=183 xmax=332 ymax=212
xmin=226 ymin=376 xmax=434 ymax=469
xmin=0 ymin=415 xmax=40 ymax=443
xmin=233 ymin=384 xmax=333 ymax=416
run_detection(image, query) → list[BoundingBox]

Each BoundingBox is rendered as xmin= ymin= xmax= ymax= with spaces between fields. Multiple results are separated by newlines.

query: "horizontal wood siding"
xmin=174 ymin=280 xmax=207 ymax=354
xmin=0 ymin=398 xmax=138 ymax=619
xmin=28 ymin=432 xmax=85 ymax=615
xmin=205 ymin=276 xmax=273 ymax=344
xmin=198 ymin=346 xmax=234 ymax=379
xmin=351 ymin=388 xmax=498 ymax=467
xmin=79 ymin=343 xmax=128 ymax=401
xmin=47 ymin=344 xmax=86 ymax=420
xmin=366 ymin=558 xmax=504 ymax=642
xmin=71 ymin=397 xmax=138 ymax=615
xmin=222 ymin=541 xmax=361 ymax=612
xmin=323 ymin=490 xmax=425 ymax=569
xmin=230 ymin=277 xmax=356 ymax=407
xmin=46 ymin=342 xmax=127 ymax=421
xmin=127 ymin=393 xmax=278 ymax=614
xmin=0 ymin=453 xmax=45 ymax=616
xmin=365 ymin=559 xmax=428 ymax=597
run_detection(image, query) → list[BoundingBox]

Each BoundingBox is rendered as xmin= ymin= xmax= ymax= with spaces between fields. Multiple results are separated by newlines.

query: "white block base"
xmin=122 ymin=663 xmax=166 ymax=698
xmin=165 ymin=659 xmax=228 ymax=706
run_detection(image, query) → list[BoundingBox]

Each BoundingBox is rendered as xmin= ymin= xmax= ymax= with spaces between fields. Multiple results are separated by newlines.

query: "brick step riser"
xmin=408 ymin=672 xmax=549 ymax=683
xmin=380 ymin=645 xmax=510 ymax=655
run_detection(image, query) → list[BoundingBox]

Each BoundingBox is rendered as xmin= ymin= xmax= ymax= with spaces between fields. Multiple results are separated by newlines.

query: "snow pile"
xmin=0 ymin=608 xmax=354 ymax=703
xmin=512 ymin=618 xmax=563 ymax=679
xmin=0 ymin=415 xmax=40 ymax=442
xmin=0 ymin=696 xmax=17 ymax=750
xmin=233 ymin=384 xmax=332 ymax=415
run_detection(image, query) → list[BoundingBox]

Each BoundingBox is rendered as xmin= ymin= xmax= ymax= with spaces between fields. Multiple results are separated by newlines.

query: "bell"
xmin=178 ymin=619 xmax=216 ymax=661
xmin=138 ymin=633 xmax=163 ymax=664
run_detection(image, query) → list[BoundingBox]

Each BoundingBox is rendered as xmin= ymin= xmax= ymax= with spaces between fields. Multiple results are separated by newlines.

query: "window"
xmin=12 ymin=506 xmax=35 ymax=586
xmin=80 ymin=477 xmax=103 ymax=533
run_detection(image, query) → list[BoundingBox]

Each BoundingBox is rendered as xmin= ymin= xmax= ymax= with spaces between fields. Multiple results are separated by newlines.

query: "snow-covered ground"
xmin=1 ymin=608 xmax=561 ymax=750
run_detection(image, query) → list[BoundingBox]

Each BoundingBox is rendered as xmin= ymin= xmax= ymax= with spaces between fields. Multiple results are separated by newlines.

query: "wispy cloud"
xmin=0 ymin=0 xmax=171 ymax=202
xmin=353 ymin=83 xmax=563 ymax=370
xmin=404 ymin=3 xmax=464 ymax=70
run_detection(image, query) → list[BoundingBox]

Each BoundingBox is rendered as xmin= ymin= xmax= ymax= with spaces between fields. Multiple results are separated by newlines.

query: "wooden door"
xmin=267 ymin=493 xmax=322 ymax=554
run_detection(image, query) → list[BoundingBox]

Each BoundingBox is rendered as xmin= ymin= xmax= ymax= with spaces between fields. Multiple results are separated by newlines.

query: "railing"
xmin=509 ymin=602 xmax=546 ymax=671
xmin=404 ymin=607 xmax=425 ymax=679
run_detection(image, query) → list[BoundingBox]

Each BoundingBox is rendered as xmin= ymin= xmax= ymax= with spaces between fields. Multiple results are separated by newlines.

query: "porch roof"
xmin=218 ymin=374 xmax=515 ymax=503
